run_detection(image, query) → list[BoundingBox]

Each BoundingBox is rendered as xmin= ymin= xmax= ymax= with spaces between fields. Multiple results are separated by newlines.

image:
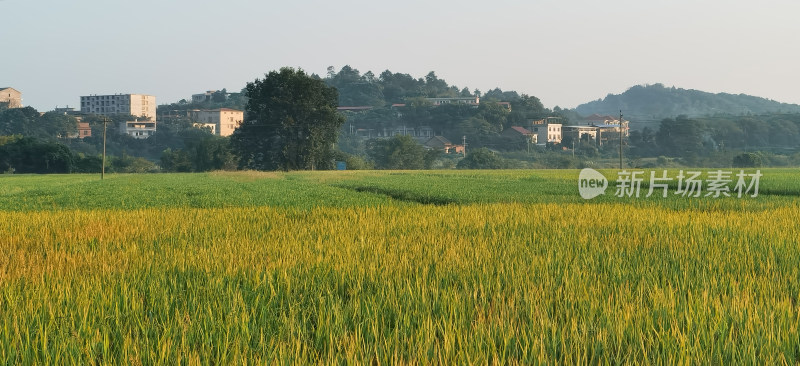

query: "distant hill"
xmin=575 ymin=84 xmax=800 ymax=121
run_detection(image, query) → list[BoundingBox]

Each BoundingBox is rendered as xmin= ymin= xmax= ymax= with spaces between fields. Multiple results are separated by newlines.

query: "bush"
xmin=160 ymin=148 xmax=193 ymax=172
xmin=73 ymin=154 xmax=103 ymax=173
xmin=456 ymin=148 xmax=508 ymax=169
xmin=332 ymin=151 xmax=373 ymax=170
xmin=110 ymin=154 xmax=158 ymax=173
xmin=366 ymin=135 xmax=428 ymax=170
xmin=732 ymin=152 xmax=763 ymax=168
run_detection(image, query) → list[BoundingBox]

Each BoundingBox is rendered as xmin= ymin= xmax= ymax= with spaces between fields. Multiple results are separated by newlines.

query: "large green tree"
xmin=0 ymin=107 xmax=41 ymax=136
xmin=456 ymin=147 xmax=508 ymax=169
xmin=232 ymin=67 xmax=345 ymax=171
xmin=656 ymin=116 xmax=706 ymax=157
xmin=326 ymin=65 xmax=385 ymax=107
xmin=0 ymin=107 xmax=78 ymax=141
xmin=366 ymin=135 xmax=437 ymax=170
xmin=0 ymin=136 xmax=74 ymax=173
xmin=160 ymin=135 xmax=238 ymax=172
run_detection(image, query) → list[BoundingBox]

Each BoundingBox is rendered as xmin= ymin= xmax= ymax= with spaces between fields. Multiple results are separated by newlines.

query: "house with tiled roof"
xmin=424 ymin=136 xmax=464 ymax=154
xmin=502 ymin=126 xmax=537 ymax=146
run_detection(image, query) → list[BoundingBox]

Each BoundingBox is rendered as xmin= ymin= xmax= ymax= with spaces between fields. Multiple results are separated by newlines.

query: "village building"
xmin=80 ymin=94 xmax=156 ymax=120
xmin=502 ymin=126 xmax=537 ymax=144
xmin=76 ymin=122 xmax=92 ymax=138
xmin=121 ymin=119 xmax=157 ymax=139
xmin=192 ymin=90 xmax=220 ymax=104
xmin=425 ymin=96 xmax=480 ymax=106
xmin=582 ymin=113 xmax=629 ymax=138
xmin=424 ymin=135 xmax=464 ymax=154
xmin=337 ymin=106 xmax=374 ymax=112
xmin=594 ymin=124 xmax=627 ymax=146
xmin=80 ymin=93 xmax=157 ymax=138
xmin=53 ymin=106 xmax=79 ymax=115
xmin=189 ymin=108 xmax=244 ymax=137
xmin=0 ymin=87 xmax=23 ymax=109
xmin=64 ymin=120 xmax=92 ymax=139
xmin=529 ymin=118 xmax=563 ymax=145
xmin=562 ymin=125 xmax=598 ymax=143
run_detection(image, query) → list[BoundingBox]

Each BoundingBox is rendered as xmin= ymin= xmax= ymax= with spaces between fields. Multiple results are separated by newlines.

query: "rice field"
xmin=1 ymin=169 xmax=799 ymax=364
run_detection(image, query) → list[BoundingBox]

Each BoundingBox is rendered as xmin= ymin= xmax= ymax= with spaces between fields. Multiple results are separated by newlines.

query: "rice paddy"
xmin=1 ymin=169 xmax=799 ymax=364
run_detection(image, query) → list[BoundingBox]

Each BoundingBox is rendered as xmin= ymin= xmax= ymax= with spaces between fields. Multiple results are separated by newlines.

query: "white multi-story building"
xmin=80 ymin=94 xmax=157 ymax=138
xmin=121 ymin=119 xmax=157 ymax=139
xmin=528 ymin=118 xmax=564 ymax=145
xmin=530 ymin=119 xmax=562 ymax=145
xmin=80 ymin=94 xmax=156 ymax=120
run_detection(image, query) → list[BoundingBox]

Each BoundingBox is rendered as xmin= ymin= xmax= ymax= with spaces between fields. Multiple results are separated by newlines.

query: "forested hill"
xmin=575 ymin=83 xmax=800 ymax=120
xmin=322 ymin=65 xmax=524 ymax=106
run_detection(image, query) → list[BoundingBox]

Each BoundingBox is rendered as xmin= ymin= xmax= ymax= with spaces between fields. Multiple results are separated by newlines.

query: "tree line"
xmin=627 ymin=114 xmax=800 ymax=167
xmin=0 ymin=105 xmax=237 ymax=174
xmin=576 ymin=83 xmax=800 ymax=119
xmin=4 ymin=66 xmax=800 ymax=174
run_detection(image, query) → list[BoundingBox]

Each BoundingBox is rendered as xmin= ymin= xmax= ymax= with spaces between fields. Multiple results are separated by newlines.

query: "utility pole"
xmin=102 ymin=117 xmax=107 ymax=180
xmin=527 ymin=136 xmax=530 ymax=154
xmin=462 ymin=135 xmax=467 ymax=157
xmin=619 ymin=110 xmax=623 ymax=170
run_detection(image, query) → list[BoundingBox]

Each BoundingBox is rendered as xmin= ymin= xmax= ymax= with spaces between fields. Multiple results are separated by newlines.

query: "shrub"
xmin=456 ymin=148 xmax=508 ymax=169
xmin=732 ymin=152 xmax=762 ymax=168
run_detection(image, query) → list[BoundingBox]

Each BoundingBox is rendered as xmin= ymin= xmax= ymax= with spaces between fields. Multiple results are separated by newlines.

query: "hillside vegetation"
xmin=576 ymin=83 xmax=800 ymax=120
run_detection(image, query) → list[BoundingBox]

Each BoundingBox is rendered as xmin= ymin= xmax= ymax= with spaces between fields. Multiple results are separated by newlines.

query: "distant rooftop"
xmin=427 ymin=135 xmax=453 ymax=145
xmin=509 ymin=126 xmax=532 ymax=134
xmin=337 ymin=106 xmax=373 ymax=111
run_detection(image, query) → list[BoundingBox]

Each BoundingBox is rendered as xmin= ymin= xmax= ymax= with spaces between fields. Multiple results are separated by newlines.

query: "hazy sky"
xmin=2 ymin=0 xmax=799 ymax=111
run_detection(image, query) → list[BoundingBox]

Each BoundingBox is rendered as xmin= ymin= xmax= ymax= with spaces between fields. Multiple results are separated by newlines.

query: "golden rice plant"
xmin=1 ymin=186 xmax=799 ymax=364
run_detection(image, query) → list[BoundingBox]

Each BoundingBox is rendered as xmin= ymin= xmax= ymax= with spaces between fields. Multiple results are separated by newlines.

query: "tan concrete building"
xmin=191 ymin=90 xmax=232 ymax=104
xmin=0 ymin=87 xmax=23 ymax=108
xmin=192 ymin=90 xmax=217 ymax=103
xmin=189 ymin=108 xmax=243 ymax=137
xmin=80 ymin=94 xmax=157 ymax=121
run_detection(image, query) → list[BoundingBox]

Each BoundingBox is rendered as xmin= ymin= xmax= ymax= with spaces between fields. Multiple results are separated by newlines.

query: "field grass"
xmin=1 ymin=169 xmax=799 ymax=364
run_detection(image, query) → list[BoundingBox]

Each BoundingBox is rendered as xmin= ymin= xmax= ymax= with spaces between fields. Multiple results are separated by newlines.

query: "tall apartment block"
xmin=80 ymin=94 xmax=157 ymax=139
